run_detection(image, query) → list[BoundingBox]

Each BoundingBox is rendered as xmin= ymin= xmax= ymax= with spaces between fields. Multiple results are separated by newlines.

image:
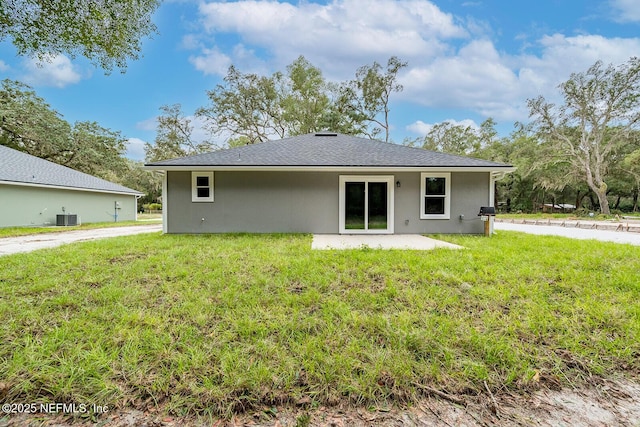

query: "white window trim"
xmin=420 ymin=172 xmax=450 ymax=220
xmin=192 ymin=171 xmax=214 ymax=202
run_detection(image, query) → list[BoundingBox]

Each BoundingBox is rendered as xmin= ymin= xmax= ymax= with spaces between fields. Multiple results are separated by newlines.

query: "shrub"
xmin=142 ymin=203 xmax=162 ymax=211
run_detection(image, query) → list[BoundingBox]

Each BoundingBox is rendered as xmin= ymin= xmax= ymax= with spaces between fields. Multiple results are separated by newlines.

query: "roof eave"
xmin=0 ymin=180 xmax=145 ymax=196
xmin=144 ymin=165 xmax=516 ymax=173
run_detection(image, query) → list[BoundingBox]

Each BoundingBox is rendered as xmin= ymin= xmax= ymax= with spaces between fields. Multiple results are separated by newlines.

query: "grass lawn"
xmin=0 ymin=214 xmax=162 ymax=238
xmin=0 ymin=232 xmax=639 ymax=418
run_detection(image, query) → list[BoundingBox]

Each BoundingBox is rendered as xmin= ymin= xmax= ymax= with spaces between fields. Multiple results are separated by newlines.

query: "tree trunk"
xmin=633 ymin=186 xmax=639 ymax=212
xmin=614 ymin=195 xmax=621 ymax=210
xmin=588 ymin=193 xmax=598 ymax=211
xmin=595 ymin=189 xmax=611 ymax=214
xmin=575 ymin=190 xmax=582 ymax=210
xmin=596 ymin=191 xmax=611 ymax=215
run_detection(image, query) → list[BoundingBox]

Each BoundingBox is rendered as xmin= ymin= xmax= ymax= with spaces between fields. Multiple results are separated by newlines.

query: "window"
xmin=192 ymin=172 xmax=214 ymax=202
xmin=420 ymin=172 xmax=450 ymax=219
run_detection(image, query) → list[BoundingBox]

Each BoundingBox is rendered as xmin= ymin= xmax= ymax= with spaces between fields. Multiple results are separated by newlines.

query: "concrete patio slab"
xmin=311 ymin=234 xmax=463 ymax=250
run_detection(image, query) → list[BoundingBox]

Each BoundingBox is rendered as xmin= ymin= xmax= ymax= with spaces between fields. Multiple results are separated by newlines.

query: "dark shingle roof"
xmin=146 ymin=133 xmax=512 ymax=169
xmin=0 ymin=145 xmax=143 ymax=195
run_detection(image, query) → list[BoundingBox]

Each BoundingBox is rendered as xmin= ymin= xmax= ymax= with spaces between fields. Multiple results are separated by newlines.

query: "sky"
xmin=1 ymin=0 xmax=639 ymax=161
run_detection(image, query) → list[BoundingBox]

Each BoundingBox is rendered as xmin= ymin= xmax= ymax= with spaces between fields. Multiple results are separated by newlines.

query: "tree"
xmin=624 ymin=147 xmax=640 ymax=211
xmin=416 ymin=118 xmax=499 ymax=156
xmin=421 ymin=121 xmax=480 ymax=155
xmin=281 ymin=56 xmax=331 ymax=135
xmin=197 ymin=56 xmax=408 ymax=146
xmin=0 ymin=79 xmax=128 ymax=180
xmin=0 ymin=79 xmax=71 ymax=161
xmin=527 ymin=57 xmax=640 ymax=214
xmin=145 ymin=104 xmax=214 ymax=162
xmin=352 ymin=56 xmax=407 ymax=142
xmin=0 ymin=0 xmax=160 ymax=71
xmin=197 ymin=66 xmax=286 ymax=145
xmin=67 ymin=121 xmax=128 ymax=181
xmin=0 ymin=79 xmax=154 ymax=200
xmin=119 ymin=160 xmax=163 ymax=205
xmin=324 ymin=81 xmax=369 ymax=135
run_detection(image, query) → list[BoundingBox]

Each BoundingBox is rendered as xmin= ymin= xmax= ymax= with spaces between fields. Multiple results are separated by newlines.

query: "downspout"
xmin=162 ymin=171 xmax=168 ymax=234
xmin=135 ymin=194 xmax=142 ymax=221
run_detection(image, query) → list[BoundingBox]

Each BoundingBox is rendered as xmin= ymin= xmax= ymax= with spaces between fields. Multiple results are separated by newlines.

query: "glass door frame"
xmin=338 ymin=175 xmax=394 ymax=234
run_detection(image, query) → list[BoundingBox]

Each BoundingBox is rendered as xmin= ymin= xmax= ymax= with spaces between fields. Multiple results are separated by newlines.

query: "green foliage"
xmin=143 ymin=203 xmax=162 ymax=211
xmin=0 ymin=79 xmax=126 ymax=179
xmin=421 ymin=121 xmax=481 ymax=155
xmin=67 ymin=121 xmax=128 ymax=180
xmin=145 ymin=104 xmax=214 ymax=162
xmin=527 ymin=57 xmax=640 ymax=214
xmin=352 ymin=56 xmax=407 ymax=142
xmin=0 ymin=79 xmax=159 ymax=201
xmin=281 ymin=56 xmax=332 ymax=135
xmin=0 ymin=0 xmax=160 ymax=72
xmin=0 ymin=79 xmax=72 ymax=161
xmin=119 ymin=160 xmax=162 ymax=205
xmin=0 ymin=233 xmax=638 ymax=417
xmin=197 ymin=65 xmax=286 ymax=144
xmin=196 ymin=56 xmax=407 ymax=146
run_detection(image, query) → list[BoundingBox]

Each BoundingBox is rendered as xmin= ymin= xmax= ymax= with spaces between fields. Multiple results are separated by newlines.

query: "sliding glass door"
xmin=340 ymin=176 xmax=394 ymax=234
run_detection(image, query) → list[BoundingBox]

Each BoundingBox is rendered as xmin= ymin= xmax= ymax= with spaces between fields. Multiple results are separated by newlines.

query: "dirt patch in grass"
xmin=3 ymin=378 xmax=639 ymax=426
xmin=108 ymin=253 xmax=148 ymax=264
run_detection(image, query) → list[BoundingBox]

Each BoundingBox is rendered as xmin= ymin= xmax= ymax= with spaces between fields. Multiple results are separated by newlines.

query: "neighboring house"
xmin=0 ymin=145 xmax=144 ymax=227
xmin=145 ymin=132 xmax=514 ymax=234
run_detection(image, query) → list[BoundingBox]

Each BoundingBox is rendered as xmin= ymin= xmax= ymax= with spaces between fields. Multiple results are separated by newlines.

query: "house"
xmin=145 ymin=132 xmax=514 ymax=234
xmin=0 ymin=145 xmax=144 ymax=227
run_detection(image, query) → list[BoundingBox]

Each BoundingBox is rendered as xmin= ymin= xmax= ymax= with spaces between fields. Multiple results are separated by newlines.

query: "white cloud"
xmin=126 ymin=138 xmax=148 ymax=161
xmin=190 ymin=47 xmax=232 ymax=76
xmin=400 ymin=34 xmax=640 ymax=122
xmin=529 ymin=34 xmax=640 ymax=74
xmin=190 ymin=0 xmax=640 ymax=124
xmin=407 ymin=119 xmax=478 ymax=136
xmin=181 ymin=34 xmax=202 ymax=50
xmin=196 ymin=0 xmax=467 ymax=78
xmin=0 ymin=60 xmax=9 ymax=72
xmin=136 ymin=117 xmax=157 ymax=132
xmin=610 ymin=0 xmax=640 ymax=22
xmin=401 ymin=39 xmax=524 ymax=119
xmin=22 ymin=54 xmax=82 ymax=88
xmin=189 ymin=114 xmax=211 ymax=144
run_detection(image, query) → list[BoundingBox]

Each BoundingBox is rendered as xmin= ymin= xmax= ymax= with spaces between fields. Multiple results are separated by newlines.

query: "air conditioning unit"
xmin=56 ymin=214 xmax=78 ymax=226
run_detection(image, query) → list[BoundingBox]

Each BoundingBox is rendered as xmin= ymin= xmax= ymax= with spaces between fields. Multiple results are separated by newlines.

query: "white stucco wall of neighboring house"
xmin=0 ymin=183 xmax=138 ymax=227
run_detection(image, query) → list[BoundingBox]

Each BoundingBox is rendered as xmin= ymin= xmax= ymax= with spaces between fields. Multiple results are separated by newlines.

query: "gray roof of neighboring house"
xmin=0 ymin=145 xmax=143 ymax=195
xmin=145 ymin=132 xmax=512 ymax=169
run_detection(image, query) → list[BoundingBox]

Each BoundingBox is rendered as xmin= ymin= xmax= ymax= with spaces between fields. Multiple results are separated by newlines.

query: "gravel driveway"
xmin=0 ymin=224 xmax=162 ymax=256
xmin=494 ymin=221 xmax=640 ymax=245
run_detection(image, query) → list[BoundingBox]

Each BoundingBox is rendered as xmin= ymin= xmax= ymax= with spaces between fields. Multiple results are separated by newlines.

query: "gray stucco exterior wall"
xmin=166 ymin=171 xmax=490 ymax=234
xmin=0 ymin=184 xmax=138 ymax=227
